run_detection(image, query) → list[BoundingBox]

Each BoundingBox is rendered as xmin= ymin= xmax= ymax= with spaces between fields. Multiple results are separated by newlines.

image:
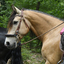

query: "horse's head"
xmin=4 ymin=6 xmax=31 ymax=49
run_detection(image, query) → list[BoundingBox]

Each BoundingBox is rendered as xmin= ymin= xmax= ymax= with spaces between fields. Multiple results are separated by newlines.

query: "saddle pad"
xmin=60 ymin=28 xmax=64 ymax=35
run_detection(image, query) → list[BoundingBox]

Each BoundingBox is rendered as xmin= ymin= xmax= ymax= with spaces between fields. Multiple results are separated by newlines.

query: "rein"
xmin=20 ymin=21 xmax=64 ymax=46
xmin=4 ymin=10 xmax=64 ymax=46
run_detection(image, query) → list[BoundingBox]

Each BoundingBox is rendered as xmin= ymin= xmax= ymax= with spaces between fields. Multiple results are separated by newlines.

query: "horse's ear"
xmin=12 ymin=5 xmax=21 ymax=14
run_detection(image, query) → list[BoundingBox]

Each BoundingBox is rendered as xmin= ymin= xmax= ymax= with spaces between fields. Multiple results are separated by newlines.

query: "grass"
xmin=21 ymin=45 xmax=45 ymax=64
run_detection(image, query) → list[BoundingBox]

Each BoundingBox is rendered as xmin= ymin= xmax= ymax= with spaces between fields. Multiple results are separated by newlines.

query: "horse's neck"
xmin=24 ymin=10 xmax=63 ymax=41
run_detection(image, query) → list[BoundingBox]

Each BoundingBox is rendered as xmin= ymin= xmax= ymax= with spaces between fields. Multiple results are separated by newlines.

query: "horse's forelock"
xmin=7 ymin=11 xmax=16 ymax=29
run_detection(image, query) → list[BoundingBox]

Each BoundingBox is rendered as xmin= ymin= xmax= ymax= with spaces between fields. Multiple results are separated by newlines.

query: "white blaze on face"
xmin=4 ymin=17 xmax=21 ymax=49
xmin=4 ymin=6 xmax=22 ymax=49
xmin=4 ymin=25 xmax=18 ymax=49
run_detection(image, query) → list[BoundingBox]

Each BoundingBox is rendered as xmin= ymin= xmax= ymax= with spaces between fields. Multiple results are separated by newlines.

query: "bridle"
xmin=5 ymin=9 xmax=64 ymax=46
xmin=5 ymin=10 xmax=29 ymax=42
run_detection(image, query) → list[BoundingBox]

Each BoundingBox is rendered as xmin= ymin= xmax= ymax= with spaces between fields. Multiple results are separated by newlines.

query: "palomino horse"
xmin=4 ymin=5 xmax=64 ymax=64
xmin=0 ymin=27 xmax=23 ymax=64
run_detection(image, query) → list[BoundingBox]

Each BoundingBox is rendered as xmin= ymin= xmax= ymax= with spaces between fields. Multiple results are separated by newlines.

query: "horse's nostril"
xmin=6 ymin=42 xmax=10 ymax=46
xmin=14 ymin=42 xmax=16 ymax=46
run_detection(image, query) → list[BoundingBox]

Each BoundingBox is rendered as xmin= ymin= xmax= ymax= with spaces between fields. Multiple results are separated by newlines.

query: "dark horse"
xmin=0 ymin=27 xmax=23 ymax=64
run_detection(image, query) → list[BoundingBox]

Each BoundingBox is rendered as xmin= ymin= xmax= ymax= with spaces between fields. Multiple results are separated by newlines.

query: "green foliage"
xmin=40 ymin=0 xmax=64 ymax=18
xmin=0 ymin=0 xmax=64 ymax=28
xmin=0 ymin=0 xmax=13 ymax=28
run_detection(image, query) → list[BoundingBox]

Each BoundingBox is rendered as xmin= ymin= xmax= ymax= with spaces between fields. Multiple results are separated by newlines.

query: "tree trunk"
xmin=36 ymin=0 xmax=43 ymax=10
xmin=36 ymin=1 xmax=40 ymax=10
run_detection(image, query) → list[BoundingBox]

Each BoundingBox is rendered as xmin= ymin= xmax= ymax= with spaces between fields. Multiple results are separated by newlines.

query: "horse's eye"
xmin=13 ymin=21 xmax=18 ymax=24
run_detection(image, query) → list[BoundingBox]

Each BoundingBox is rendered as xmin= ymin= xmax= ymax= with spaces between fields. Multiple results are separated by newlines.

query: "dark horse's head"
xmin=0 ymin=27 xmax=23 ymax=64
xmin=0 ymin=27 xmax=10 ymax=63
xmin=0 ymin=27 xmax=7 ymax=48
